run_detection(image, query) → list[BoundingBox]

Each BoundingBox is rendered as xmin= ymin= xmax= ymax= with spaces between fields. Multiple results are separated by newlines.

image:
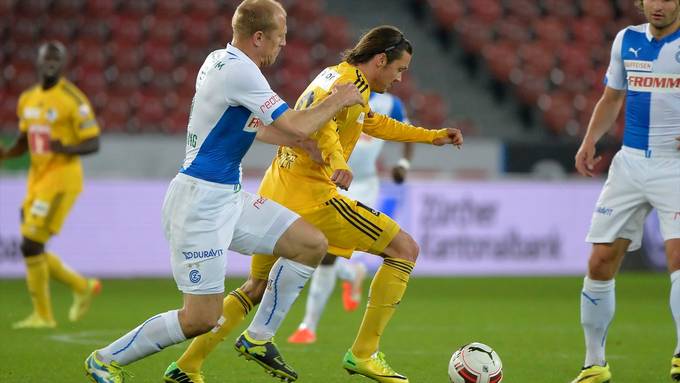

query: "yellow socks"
xmin=45 ymin=252 xmax=88 ymax=293
xmin=24 ymin=254 xmax=54 ymax=322
xmin=177 ymin=288 xmax=254 ymax=372
xmin=351 ymin=257 xmax=414 ymax=358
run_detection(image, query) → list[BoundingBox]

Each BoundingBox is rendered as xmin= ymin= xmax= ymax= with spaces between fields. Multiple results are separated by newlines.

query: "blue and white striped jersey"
xmin=180 ymin=44 xmax=289 ymax=184
xmin=605 ymin=23 xmax=680 ymax=155
xmin=348 ymin=92 xmax=409 ymax=180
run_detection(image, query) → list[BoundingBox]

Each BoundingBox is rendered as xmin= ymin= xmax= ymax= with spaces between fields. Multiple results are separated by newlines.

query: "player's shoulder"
xmin=614 ymin=23 xmax=648 ymax=40
xmin=19 ymin=84 xmax=40 ymax=100
xmin=59 ymin=79 xmax=90 ymax=105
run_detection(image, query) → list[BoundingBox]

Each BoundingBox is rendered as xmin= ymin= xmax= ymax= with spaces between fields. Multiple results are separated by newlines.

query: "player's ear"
xmin=377 ymin=53 xmax=387 ymax=68
xmin=253 ymin=31 xmax=265 ymax=47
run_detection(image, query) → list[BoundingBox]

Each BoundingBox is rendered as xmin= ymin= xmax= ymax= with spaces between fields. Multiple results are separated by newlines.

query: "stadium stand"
xmin=410 ymin=0 xmax=644 ymax=138
xmin=1 ymin=0 xmax=447 ymax=133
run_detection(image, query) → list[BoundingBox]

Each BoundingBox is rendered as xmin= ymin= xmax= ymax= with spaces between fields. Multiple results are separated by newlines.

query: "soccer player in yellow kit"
xmin=165 ymin=25 xmax=462 ymax=383
xmin=0 ymin=41 xmax=101 ymax=329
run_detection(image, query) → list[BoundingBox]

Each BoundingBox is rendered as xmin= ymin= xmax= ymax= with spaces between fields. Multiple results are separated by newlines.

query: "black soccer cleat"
xmin=234 ymin=331 xmax=298 ymax=382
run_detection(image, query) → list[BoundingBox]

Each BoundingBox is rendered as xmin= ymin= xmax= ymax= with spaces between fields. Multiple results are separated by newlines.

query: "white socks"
xmin=335 ymin=260 xmax=357 ymax=281
xmin=248 ymin=257 xmax=314 ymax=340
xmin=581 ymin=277 xmax=615 ymax=367
xmin=98 ymin=310 xmax=186 ymax=365
xmin=300 ymin=265 xmax=336 ymax=332
xmin=671 ymin=271 xmax=680 ymax=356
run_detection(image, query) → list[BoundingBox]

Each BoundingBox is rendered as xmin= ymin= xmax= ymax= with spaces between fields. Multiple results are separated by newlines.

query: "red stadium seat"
xmin=513 ymin=73 xmax=548 ymax=106
xmin=570 ymin=17 xmax=606 ymax=47
xmin=482 ymin=41 xmax=518 ymax=83
xmin=155 ymin=0 xmax=186 ymax=17
xmin=52 ymin=0 xmax=85 ymax=18
xmin=14 ymin=0 xmax=49 ymax=17
xmin=142 ymin=41 xmax=176 ymax=73
xmin=100 ymin=96 xmax=131 ymax=133
xmin=505 ymin=0 xmax=541 ymax=22
xmin=539 ymin=91 xmax=577 ymax=135
xmin=543 ymin=0 xmax=577 ymax=20
xmin=469 ymin=0 xmax=503 ymax=25
xmin=455 ymin=16 xmax=493 ymax=54
xmin=428 ymin=0 xmax=465 ymax=31
xmin=42 ymin=17 xmax=80 ymax=43
xmin=581 ymin=0 xmax=615 ymax=23
xmin=518 ymin=41 xmax=556 ymax=78
xmin=533 ymin=16 xmax=568 ymax=44
xmin=494 ymin=17 xmax=531 ymax=46
xmin=109 ymin=13 xmax=146 ymax=44
xmin=147 ymin=16 xmax=178 ymax=45
xmin=86 ymin=0 xmax=118 ymax=18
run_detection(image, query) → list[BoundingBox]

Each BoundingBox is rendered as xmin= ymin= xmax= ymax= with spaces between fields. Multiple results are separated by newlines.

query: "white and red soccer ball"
xmin=448 ymin=342 xmax=503 ymax=383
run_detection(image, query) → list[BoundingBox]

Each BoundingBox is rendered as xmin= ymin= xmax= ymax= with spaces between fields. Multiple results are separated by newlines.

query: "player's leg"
xmin=13 ymin=235 xmax=55 ymax=329
xmin=337 ymin=256 xmax=368 ymax=312
xmin=234 ymin=206 xmax=327 ymax=381
xmin=667 ymin=239 xmax=680 ymax=381
xmin=289 ymin=254 xmax=338 ymax=343
xmin=171 ymin=260 xmax=269 ymax=378
xmin=88 ymin=175 xmax=236 ymax=382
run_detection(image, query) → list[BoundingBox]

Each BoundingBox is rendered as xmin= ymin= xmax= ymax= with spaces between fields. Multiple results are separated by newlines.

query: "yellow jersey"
xmin=17 ymin=78 xmax=100 ymax=193
xmin=258 ymin=61 xmax=448 ymax=211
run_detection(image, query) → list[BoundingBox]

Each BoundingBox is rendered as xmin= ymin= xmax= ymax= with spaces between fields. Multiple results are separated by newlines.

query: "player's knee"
xmin=299 ymin=230 xmax=327 ymax=264
xmin=587 ymin=253 xmax=617 ymax=279
xmin=20 ymin=238 xmax=44 ymax=257
xmin=179 ymin=310 xmax=221 ymax=337
xmin=240 ymin=277 xmax=267 ymax=305
xmin=396 ymin=232 xmax=419 ymax=263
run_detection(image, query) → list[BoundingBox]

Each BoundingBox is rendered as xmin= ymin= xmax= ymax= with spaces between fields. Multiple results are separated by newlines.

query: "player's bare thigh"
xmin=587 ymin=238 xmax=630 ymax=280
xmin=272 ymin=217 xmax=327 ymax=267
xmin=666 ymin=238 xmax=680 ymax=272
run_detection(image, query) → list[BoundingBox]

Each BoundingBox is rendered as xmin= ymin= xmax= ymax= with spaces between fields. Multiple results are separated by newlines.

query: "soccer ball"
xmin=448 ymin=342 xmax=503 ymax=383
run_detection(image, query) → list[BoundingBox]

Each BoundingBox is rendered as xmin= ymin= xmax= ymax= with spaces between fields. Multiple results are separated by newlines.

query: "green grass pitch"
xmin=0 ymin=273 xmax=674 ymax=382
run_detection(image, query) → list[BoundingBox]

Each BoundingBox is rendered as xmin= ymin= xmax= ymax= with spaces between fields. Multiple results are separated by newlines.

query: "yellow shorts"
xmin=21 ymin=190 xmax=79 ymax=243
xmin=251 ymin=194 xmax=400 ymax=279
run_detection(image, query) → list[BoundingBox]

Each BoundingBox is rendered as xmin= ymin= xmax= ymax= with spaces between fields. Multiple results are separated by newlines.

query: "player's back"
xmin=180 ymin=45 xmax=288 ymax=185
xmin=609 ymin=23 xmax=680 ymax=155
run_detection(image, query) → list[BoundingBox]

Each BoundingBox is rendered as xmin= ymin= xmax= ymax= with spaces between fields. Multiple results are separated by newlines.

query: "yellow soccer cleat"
xmin=570 ymin=363 xmax=611 ymax=383
xmin=342 ymin=349 xmax=408 ymax=383
xmin=164 ymin=362 xmax=204 ymax=383
xmin=12 ymin=313 xmax=56 ymax=329
xmin=84 ymin=351 xmax=131 ymax=383
xmin=671 ymin=354 xmax=680 ymax=381
xmin=69 ymin=278 xmax=102 ymax=322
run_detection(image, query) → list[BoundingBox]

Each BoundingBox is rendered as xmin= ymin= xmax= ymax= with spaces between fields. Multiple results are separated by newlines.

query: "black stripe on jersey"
xmin=337 ymin=198 xmax=382 ymax=233
xmin=61 ymin=83 xmax=86 ymax=105
xmin=358 ymin=83 xmax=369 ymax=93
xmin=328 ymin=199 xmax=379 ymax=241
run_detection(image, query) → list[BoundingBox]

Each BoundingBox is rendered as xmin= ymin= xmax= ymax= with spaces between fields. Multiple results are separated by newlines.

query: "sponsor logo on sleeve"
xmin=243 ymin=114 xmax=264 ymax=132
xmin=259 ymin=94 xmax=282 ymax=114
xmin=312 ymin=68 xmax=341 ymax=91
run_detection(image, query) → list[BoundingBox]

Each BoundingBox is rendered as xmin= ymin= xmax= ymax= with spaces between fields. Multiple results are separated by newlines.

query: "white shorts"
xmin=340 ymin=176 xmax=380 ymax=208
xmin=162 ymin=174 xmax=299 ymax=294
xmin=586 ymin=147 xmax=680 ymax=251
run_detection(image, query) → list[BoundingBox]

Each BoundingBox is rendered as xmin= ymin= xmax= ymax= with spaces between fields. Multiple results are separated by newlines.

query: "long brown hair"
xmin=342 ymin=25 xmax=412 ymax=65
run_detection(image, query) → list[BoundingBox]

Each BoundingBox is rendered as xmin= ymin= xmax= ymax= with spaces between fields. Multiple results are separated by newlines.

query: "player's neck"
xmin=353 ymin=63 xmax=374 ymax=87
xmin=649 ymin=17 xmax=680 ymax=40
xmin=231 ymin=40 xmax=262 ymax=68
xmin=41 ymin=76 xmax=60 ymax=90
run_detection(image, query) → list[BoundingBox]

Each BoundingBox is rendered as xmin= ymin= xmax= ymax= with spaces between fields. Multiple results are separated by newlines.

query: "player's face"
xmin=643 ymin=0 xmax=680 ymax=29
xmin=37 ymin=46 xmax=65 ymax=80
xmin=373 ymin=51 xmax=411 ymax=93
xmin=261 ymin=13 xmax=287 ymax=67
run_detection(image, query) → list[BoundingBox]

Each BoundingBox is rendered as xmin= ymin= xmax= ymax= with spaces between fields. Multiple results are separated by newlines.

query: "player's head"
xmin=232 ymin=0 xmax=287 ymax=68
xmin=37 ymin=40 xmax=67 ymax=82
xmin=342 ymin=25 xmax=412 ymax=93
xmin=636 ymin=0 xmax=680 ymax=29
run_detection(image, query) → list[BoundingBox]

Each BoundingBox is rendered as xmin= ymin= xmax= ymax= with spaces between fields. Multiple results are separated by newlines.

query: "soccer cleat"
xmin=671 ymin=354 xmax=680 ymax=381
xmin=234 ymin=331 xmax=298 ymax=382
xmin=69 ymin=278 xmax=102 ymax=322
xmin=287 ymin=328 xmax=316 ymax=344
xmin=570 ymin=363 xmax=611 ymax=383
xmin=84 ymin=351 xmax=130 ymax=383
xmin=12 ymin=313 xmax=56 ymax=329
xmin=164 ymin=361 xmax=204 ymax=383
xmin=342 ymin=349 xmax=409 ymax=383
xmin=342 ymin=263 xmax=367 ymax=312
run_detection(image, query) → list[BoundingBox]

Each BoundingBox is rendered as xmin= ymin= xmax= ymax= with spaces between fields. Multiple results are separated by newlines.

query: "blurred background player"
xmin=166 ymin=25 xmax=463 ymax=383
xmin=0 ymin=41 xmax=101 ymax=329
xmin=85 ymin=1 xmax=363 ymax=382
xmin=571 ymin=0 xmax=680 ymax=382
xmin=287 ymin=91 xmax=413 ymax=344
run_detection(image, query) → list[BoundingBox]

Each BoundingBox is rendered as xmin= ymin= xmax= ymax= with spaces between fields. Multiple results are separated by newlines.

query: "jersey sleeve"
xmin=306 ymin=83 xmax=351 ymax=172
xmin=226 ymin=64 xmax=289 ymax=125
xmin=363 ymin=112 xmax=447 ymax=143
xmin=604 ymin=28 xmax=627 ymax=90
xmin=72 ymin=97 xmax=101 ymax=140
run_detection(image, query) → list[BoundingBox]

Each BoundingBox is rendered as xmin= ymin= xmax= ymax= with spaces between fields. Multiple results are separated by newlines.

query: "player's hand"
xmin=392 ymin=165 xmax=408 ymax=184
xmin=331 ymin=83 xmax=365 ymax=108
xmin=432 ymin=127 xmax=463 ymax=148
xmin=299 ymin=138 xmax=323 ymax=164
xmin=574 ymin=141 xmax=601 ymax=177
xmin=331 ymin=169 xmax=353 ymax=190
xmin=676 ymin=136 xmax=680 ymax=150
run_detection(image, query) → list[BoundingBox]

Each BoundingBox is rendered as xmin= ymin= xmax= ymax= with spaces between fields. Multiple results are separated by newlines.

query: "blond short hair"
xmin=232 ymin=0 xmax=285 ymax=40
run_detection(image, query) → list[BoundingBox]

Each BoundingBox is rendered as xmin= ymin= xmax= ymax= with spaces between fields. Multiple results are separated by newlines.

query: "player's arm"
xmin=574 ymin=87 xmax=625 ymax=177
xmin=50 ymin=136 xmax=100 ymax=156
xmin=363 ymin=112 xmax=463 ymax=146
xmin=271 ymin=83 xmax=363 ymax=138
xmin=392 ymin=142 xmax=413 ymax=184
xmin=312 ymin=117 xmax=353 ymax=190
xmin=575 ymin=28 xmax=627 ymax=177
xmin=256 ymin=125 xmax=322 ymax=163
xmin=0 ymin=132 xmax=28 ymax=161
